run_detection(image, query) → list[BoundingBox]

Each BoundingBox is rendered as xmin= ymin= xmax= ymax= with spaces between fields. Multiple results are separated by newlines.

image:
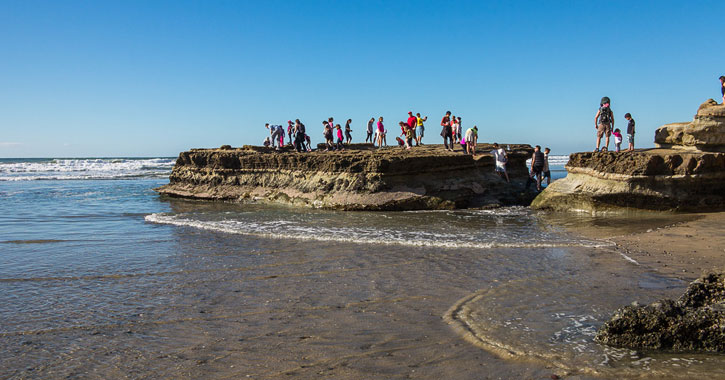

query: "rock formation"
xmin=595 ymin=272 xmax=725 ymax=353
xmin=655 ymin=99 xmax=725 ymax=152
xmin=532 ymin=100 xmax=725 ymax=212
xmin=156 ymin=144 xmax=537 ymax=211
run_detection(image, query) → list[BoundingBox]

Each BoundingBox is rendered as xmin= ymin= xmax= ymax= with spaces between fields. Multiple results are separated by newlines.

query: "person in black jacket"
xmin=526 ymin=145 xmax=546 ymax=191
xmin=294 ymin=119 xmax=306 ymax=152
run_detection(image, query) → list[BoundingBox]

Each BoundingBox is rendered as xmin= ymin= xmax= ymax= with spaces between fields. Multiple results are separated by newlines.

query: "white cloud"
xmin=0 ymin=142 xmax=22 ymax=147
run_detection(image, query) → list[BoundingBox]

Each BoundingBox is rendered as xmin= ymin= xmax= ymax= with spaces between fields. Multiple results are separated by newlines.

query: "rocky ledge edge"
xmin=156 ymin=143 xmax=538 ymax=211
xmin=532 ymin=100 xmax=725 ymax=213
xmin=595 ymin=272 xmax=725 ymax=353
xmin=530 ymin=149 xmax=725 ymax=212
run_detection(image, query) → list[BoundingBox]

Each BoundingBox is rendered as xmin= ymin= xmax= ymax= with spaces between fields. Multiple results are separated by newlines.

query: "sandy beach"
xmin=612 ymin=211 xmax=725 ymax=280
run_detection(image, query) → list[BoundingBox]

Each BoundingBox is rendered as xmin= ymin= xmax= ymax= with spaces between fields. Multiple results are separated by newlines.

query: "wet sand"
xmin=601 ymin=212 xmax=725 ymax=280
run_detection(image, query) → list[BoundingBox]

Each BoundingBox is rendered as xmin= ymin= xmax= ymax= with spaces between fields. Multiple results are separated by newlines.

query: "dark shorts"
xmin=543 ymin=170 xmax=551 ymax=178
xmin=532 ymin=166 xmax=544 ymax=175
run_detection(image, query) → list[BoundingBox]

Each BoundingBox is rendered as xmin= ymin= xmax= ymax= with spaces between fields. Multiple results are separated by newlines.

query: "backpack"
xmin=599 ymin=106 xmax=612 ymax=124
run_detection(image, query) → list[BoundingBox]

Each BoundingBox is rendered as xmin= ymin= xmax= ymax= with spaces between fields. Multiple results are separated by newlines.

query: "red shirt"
xmin=441 ymin=116 xmax=450 ymax=126
xmin=407 ymin=116 xmax=417 ymax=129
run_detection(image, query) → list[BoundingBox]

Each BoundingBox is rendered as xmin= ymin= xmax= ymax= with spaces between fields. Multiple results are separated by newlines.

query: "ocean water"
xmin=1 ymin=156 xmax=723 ymax=379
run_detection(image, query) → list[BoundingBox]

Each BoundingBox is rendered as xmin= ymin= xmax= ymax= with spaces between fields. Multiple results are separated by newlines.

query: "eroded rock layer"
xmin=531 ymin=150 xmax=725 ymax=212
xmin=655 ymin=99 xmax=725 ymax=152
xmin=532 ymin=99 xmax=725 ymax=213
xmin=157 ymin=144 xmax=536 ymax=210
xmin=595 ymin=272 xmax=725 ymax=353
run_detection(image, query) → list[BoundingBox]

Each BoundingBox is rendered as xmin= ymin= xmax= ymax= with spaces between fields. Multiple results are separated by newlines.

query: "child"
xmin=376 ymin=117 xmax=386 ymax=148
xmin=625 ymin=113 xmax=635 ymax=152
xmin=450 ymin=115 xmax=458 ymax=143
xmin=543 ymin=148 xmax=551 ymax=186
xmin=395 ymin=136 xmax=406 ymax=147
xmin=335 ymin=124 xmax=345 ymax=151
xmin=345 ymin=119 xmax=353 ymax=144
xmin=287 ymin=121 xmax=295 ymax=146
xmin=399 ymin=122 xmax=413 ymax=149
xmin=613 ymin=128 xmax=623 ymax=152
xmin=304 ymin=134 xmax=312 ymax=152
xmin=366 ymin=118 xmax=375 ymax=143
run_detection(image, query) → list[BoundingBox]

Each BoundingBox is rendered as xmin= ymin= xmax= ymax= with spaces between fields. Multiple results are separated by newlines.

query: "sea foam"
xmin=0 ymin=158 xmax=175 ymax=181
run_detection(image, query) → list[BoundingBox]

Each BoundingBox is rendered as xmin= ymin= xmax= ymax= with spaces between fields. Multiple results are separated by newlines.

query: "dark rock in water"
xmin=595 ymin=272 xmax=725 ymax=353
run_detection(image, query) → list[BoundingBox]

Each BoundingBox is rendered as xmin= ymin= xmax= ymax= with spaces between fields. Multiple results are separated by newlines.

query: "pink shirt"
xmin=377 ymin=121 xmax=384 ymax=133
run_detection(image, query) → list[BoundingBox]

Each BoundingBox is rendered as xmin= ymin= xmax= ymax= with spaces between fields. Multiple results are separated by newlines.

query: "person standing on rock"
xmin=625 ymin=113 xmax=636 ymax=152
xmin=377 ymin=117 xmax=387 ymax=148
xmin=335 ymin=124 xmax=345 ymax=151
xmin=491 ymin=143 xmax=510 ymax=183
xmin=294 ymin=119 xmax=306 ymax=153
xmin=366 ymin=118 xmax=375 ymax=143
xmin=526 ymin=145 xmax=545 ymax=191
xmin=323 ymin=121 xmax=334 ymax=151
xmin=720 ymin=76 xmax=725 ymax=104
xmin=345 ymin=119 xmax=353 ymax=145
xmin=594 ymin=97 xmax=614 ymax=152
xmin=543 ymin=147 xmax=551 ymax=186
xmin=267 ymin=123 xmax=282 ymax=150
xmin=450 ymin=114 xmax=458 ymax=144
xmin=287 ymin=121 xmax=295 ymax=147
xmin=440 ymin=111 xmax=453 ymax=151
xmin=464 ymin=126 xmax=478 ymax=155
xmin=406 ymin=112 xmax=418 ymax=146
xmin=416 ymin=113 xmax=427 ymax=145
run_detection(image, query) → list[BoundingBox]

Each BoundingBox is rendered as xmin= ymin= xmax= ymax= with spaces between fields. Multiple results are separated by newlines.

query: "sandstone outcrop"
xmin=655 ymin=99 xmax=725 ymax=152
xmin=595 ymin=272 xmax=725 ymax=353
xmin=532 ymin=100 xmax=725 ymax=212
xmin=156 ymin=144 xmax=536 ymax=211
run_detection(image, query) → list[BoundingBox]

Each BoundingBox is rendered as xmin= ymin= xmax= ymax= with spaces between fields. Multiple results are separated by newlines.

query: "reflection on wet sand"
xmin=3 ymin=197 xmax=724 ymax=379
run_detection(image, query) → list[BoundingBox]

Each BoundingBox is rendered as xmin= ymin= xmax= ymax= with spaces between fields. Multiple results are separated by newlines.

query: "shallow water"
xmin=1 ymin=158 xmax=723 ymax=379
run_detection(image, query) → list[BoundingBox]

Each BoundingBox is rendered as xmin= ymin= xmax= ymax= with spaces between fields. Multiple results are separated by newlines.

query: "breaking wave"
xmin=0 ymin=158 xmax=174 ymax=181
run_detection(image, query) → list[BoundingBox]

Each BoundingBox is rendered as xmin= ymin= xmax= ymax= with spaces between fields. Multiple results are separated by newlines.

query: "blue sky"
xmin=1 ymin=0 xmax=723 ymax=157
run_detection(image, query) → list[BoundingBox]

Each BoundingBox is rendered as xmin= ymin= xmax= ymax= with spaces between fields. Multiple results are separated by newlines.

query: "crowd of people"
xmin=259 ymin=78 xmax=725 ymax=192
xmin=261 ymin=110 xmax=554 ymax=190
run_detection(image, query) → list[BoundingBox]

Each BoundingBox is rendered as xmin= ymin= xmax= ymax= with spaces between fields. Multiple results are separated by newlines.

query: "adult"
xmin=294 ymin=119 xmax=306 ymax=152
xmin=406 ymin=112 xmax=418 ymax=146
xmin=491 ymin=143 xmax=509 ymax=182
xmin=464 ymin=126 xmax=478 ymax=155
xmin=440 ymin=111 xmax=453 ymax=151
xmin=345 ymin=119 xmax=353 ymax=144
xmin=323 ymin=121 xmax=334 ymax=151
xmin=366 ymin=118 xmax=375 ymax=143
xmin=376 ymin=117 xmax=386 ymax=148
xmin=527 ymin=145 xmax=545 ymax=191
xmin=416 ymin=113 xmax=427 ymax=145
xmin=594 ymin=96 xmax=614 ymax=152
xmin=269 ymin=124 xmax=283 ymax=149
xmin=720 ymin=76 xmax=725 ymax=104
